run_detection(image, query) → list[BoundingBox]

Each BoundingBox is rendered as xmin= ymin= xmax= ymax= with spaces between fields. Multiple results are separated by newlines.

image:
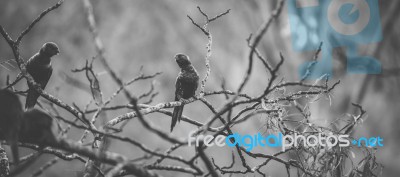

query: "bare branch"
xmin=237 ymin=0 xmax=285 ymax=93
xmin=301 ymin=42 xmax=323 ymax=81
xmin=16 ymin=0 xmax=64 ymax=45
xmin=187 ymin=7 xmax=230 ymax=97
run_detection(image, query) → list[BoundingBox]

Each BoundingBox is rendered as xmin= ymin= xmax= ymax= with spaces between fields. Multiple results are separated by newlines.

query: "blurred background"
xmin=0 ymin=0 xmax=399 ymax=176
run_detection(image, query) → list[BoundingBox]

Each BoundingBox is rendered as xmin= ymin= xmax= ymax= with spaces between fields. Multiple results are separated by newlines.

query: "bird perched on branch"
xmin=25 ymin=42 xmax=59 ymax=109
xmin=171 ymin=54 xmax=199 ymax=132
xmin=19 ymin=109 xmax=59 ymax=147
xmin=0 ymin=89 xmax=23 ymax=164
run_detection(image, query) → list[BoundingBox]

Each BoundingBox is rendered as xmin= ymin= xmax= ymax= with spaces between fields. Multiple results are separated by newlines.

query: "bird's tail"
xmin=25 ymin=89 xmax=39 ymax=110
xmin=9 ymin=126 xmax=20 ymax=165
xmin=171 ymin=105 xmax=184 ymax=132
xmin=10 ymin=138 xmax=19 ymax=165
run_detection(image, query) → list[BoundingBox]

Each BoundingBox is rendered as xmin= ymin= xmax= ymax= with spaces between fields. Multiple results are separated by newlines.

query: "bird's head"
xmin=40 ymin=42 xmax=60 ymax=57
xmin=175 ymin=53 xmax=192 ymax=68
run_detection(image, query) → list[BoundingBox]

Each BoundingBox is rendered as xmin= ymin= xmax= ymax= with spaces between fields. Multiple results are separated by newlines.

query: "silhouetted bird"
xmin=25 ymin=42 xmax=59 ymax=109
xmin=20 ymin=109 xmax=59 ymax=147
xmin=171 ymin=54 xmax=199 ymax=132
xmin=0 ymin=89 xmax=23 ymax=164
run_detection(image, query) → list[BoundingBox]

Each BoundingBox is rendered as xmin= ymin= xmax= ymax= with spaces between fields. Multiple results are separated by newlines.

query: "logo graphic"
xmin=287 ymin=0 xmax=382 ymax=79
xmin=188 ymin=132 xmax=384 ymax=152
